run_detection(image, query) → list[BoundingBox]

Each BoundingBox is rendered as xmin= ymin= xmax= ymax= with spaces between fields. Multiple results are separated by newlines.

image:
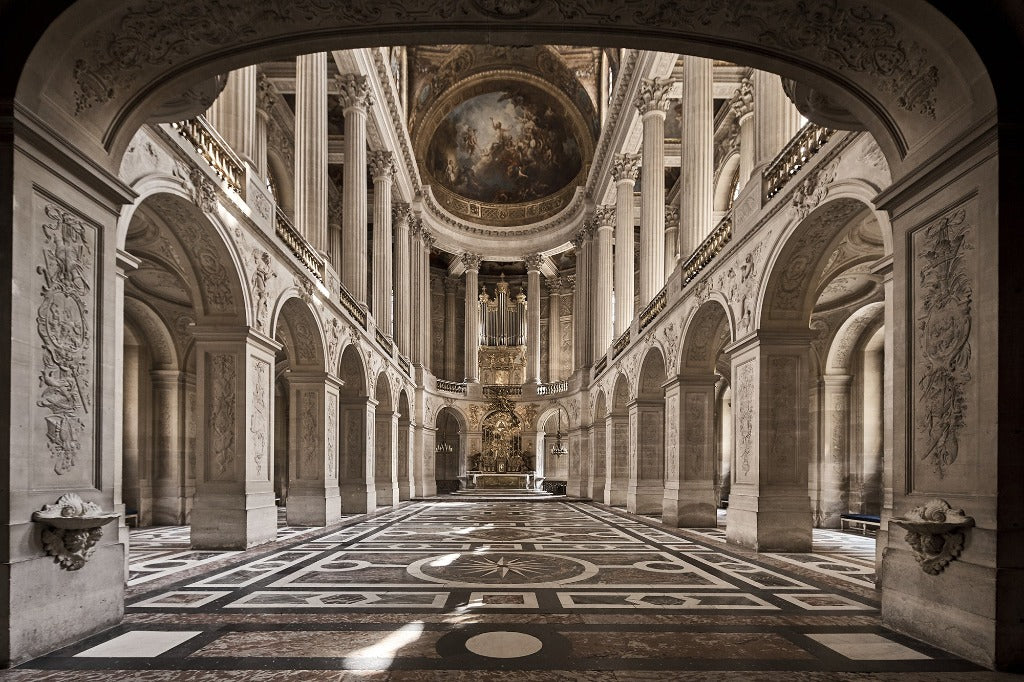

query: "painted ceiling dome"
xmin=412 ymin=47 xmax=596 ymax=228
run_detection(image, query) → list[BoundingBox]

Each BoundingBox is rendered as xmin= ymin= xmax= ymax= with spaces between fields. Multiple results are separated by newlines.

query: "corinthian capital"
xmin=368 ymin=150 xmax=396 ymax=181
xmin=635 ymin=77 xmax=672 ymax=116
xmin=336 ymin=74 xmax=373 ymax=111
xmin=523 ymin=253 xmax=544 ymax=272
xmin=461 ymin=252 xmax=482 ymax=271
xmin=256 ymin=71 xmax=277 ymax=114
xmin=392 ymin=202 xmax=411 ymax=226
xmin=595 ymin=205 xmax=616 ymax=227
xmin=665 ymin=204 xmax=680 ymax=227
xmin=610 ymin=153 xmax=641 ymax=183
xmin=729 ymin=77 xmax=755 ymax=121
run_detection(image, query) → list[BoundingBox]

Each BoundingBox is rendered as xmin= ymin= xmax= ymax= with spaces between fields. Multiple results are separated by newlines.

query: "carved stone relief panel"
xmin=766 ymin=355 xmax=800 ymax=485
xmin=326 ymin=393 xmax=338 ymax=480
xmin=638 ymin=408 xmax=664 ymax=482
xmin=300 ymin=390 xmax=320 ymax=478
xmin=208 ymin=353 xmax=236 ymax=481
xmin=35 ymin=203 xmax=96 ymax=477
xmin=683 ymin=392 xmax=709 ymax=481
xmin=734 ymin=359 xmax=756 ymax=482
xmin=250 ymin=358 xmax=270 ymax=480
xmin=665 ymin=393 xmax=679 ymax=481
xmin=344 ymin=408 xmax=365 ymax=479
xmin=911 ymin=201 xmax=976 ymax=486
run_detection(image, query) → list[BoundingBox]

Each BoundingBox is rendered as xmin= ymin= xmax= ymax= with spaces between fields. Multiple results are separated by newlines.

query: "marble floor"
xmin=3 ymin=500 xmax=1010 ymax=680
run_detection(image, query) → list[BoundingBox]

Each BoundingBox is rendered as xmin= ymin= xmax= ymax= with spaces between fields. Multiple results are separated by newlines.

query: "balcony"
xmin=763 ymin=122 xmax=835 ymax=201
xmin=682 ymin=214 xmax=733 ymax=286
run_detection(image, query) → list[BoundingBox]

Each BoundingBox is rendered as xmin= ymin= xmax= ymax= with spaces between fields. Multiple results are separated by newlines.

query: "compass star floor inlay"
xmin=9 ymin=499 xmax=1001 ymax=679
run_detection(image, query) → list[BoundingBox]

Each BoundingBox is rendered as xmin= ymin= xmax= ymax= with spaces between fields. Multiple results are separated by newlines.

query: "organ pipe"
xmin=477 ymin=273 xmax=528 ymax=347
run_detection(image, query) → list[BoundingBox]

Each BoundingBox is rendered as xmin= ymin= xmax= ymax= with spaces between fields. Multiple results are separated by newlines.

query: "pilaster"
xmin=662 ymin=375 xmax=718 ymax=527
xmin=285 ymin=372 xmax=342 ymax=526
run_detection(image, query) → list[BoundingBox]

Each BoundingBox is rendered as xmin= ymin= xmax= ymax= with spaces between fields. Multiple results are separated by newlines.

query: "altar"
xmin=467 ymin=472 xmax=535 ymax=490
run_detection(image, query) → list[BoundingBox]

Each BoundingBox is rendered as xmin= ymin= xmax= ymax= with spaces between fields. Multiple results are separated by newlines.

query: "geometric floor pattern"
xmin=7 ymin=500 xmax=1003 ymax=679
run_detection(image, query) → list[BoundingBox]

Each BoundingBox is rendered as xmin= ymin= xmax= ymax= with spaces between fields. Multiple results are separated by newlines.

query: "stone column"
xmin=571 ymin=225 xmax=592 ymax=369
xmin=295 ymin=54 xmax=328 ymax=253
xmin=445 ymin=276 xmax=459 ymax=380
xmin=662 ymin=375 xmax=718 ymax=527
xmin=729 ymin=77 xmax=755 ymax=186
xmin=369 ymin=151 xmax=396 ymax=334
xmin=680 ymin=56 xmax=713 ymax=259
xmin=664 ymin=205 xmax=679 ymax=275
xmin=340 ymin=396 xmax=377 ymax=513
xmin=462 ymin=252 xmax=481 ymax=382
xmin=626 ymin=398 xmax=665 ymax=515
xmin=150 ymin=370 xmax=186 ymax=525
xmin=752 ymin=70 xmax=802 ymax=172
xmin=206 ymin=66 xmax=256 ymax=166
xmin=393 ymin=203 xmax=412 ymax=355
xmin=397 ymin=410 xmax=413 ymax=501
xmin=337 ymin=73 xmax=373 ymax=302
xmin=525 ymin=253 xmax=544 ymax=384
xmin=635 ymin=77 xmax=671 ymax=305
xmin=191 ymin=328 xmax=280 ymax=549
xmin=547 ymin=277 xmax=562 ymax=381
xmin=820 ymin=375 xmax=853 ymax=528
xmin=725 ymin=332 xmax=813 ymax=552
xmin=593 ymin=206 xmax=615 ymax=354
xmin=420 ymin=230 xmax=435 ymax=373
xmin=286 ymin=372 xmax=342 ymax=526
xmin=604 ymin=413 xmax=629 ymax=506
xmin=254 ymin=72 xmax=276 ymax=182
xmin=612 ymin=153 xmax=639 ymax=337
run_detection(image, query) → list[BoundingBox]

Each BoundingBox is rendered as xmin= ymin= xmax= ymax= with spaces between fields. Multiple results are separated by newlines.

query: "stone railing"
xmin=763 ymin=122 xmax=835 ymax=201
xmin=274 ymin=207 xmax=326 ymax=283
xmin=483 ymin=384 xmax=522 ymax=398
xmin=375 ymin=328 xmax=394 ymax=356
xmin=436 ymin=379 xmax=467 ymax=395
xmin=171 ymin=116 xmax=244 ymax=194
xmin=639 ymin=287 xmax=668 ymax=331
xmin=537 ymin=380 xmax=569 ymax=396
xmin=682 ymin=214 xmax=733 ymax=286
xmin=593 ymin=356 xmax=608 ymax=376
xmin=339 ymin=282 xmax=367 ymax=329
xmin=398 ymin=354 xmax=411 ymax=377
xmin=612 ymin=329 xmax=631 ymax=359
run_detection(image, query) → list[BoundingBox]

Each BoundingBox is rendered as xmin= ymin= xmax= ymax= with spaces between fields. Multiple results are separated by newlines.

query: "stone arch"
xmin=591 ymin=390 xmax=608 ymax=501
xmin=337 ymin=343 xmax=372 ymax=512
xmin=337 ymin=343 xmax=368 ymax=398
xmin=825 ymin=301 xmax=885 ymax=374
xmin=679 ymin=299 xmax=734 ymax=379
xmin=272 ymin=294 xmax=327 ymax=372
xmin=373 ymin=371 xmax=397 ymax=507
xmin=396 ymin=389 xmax=413 ymax=499
xmin=757 ymin=197 xmax=875 ymax=331
xmin=713 ymin=153 xmax=741 ymax=213
xmin=629 ymin=346 xmax=667 ymax=516
xmin=17 ymin=2 xmax=994 ymax=211
xmin=123 ymin=191 xmax=250 ymax=325
xmin=123 ymin=296 xmax=179 ymax=370
xmin=435 ymin=405 xmax=467 ymax=486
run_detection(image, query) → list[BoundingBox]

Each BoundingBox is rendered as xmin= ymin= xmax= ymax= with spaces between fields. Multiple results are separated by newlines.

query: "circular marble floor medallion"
xmin=408 ymin=551 xmax=597 ymax=586
xmin=464 ymin=631 xmax=543 ymax=658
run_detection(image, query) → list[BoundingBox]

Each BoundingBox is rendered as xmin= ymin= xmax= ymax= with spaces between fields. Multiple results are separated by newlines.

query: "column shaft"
xmin=206 ymin=66 xmax=256 ymax=165
xmin=547 ymin=281 xmax=561 ymax=381
xmin=393 ymin=204 xmax=412 ymax=354
xmin=338 ymin=74 xmax=372 ymax=302
xmin=463 ymin=255 xmax=481 ymax=382
xmin=612 ymin=155 xmax=639 ymax=336
xmin=636 ymin=78 xmax=670 ymax=304
xmin=525 ymin=255 xmax=542 ymax=384
xmin=680 ymin=55 xmax=713 ymax=258
xmin=593 ymin=210 xmax=614 ymax=353
xmin=295 ymin=54 xmax=328 ymax=253
xmin=370 ymin=152 xmax=395 ymax=334
xmin=753 ymin=70 xmax=802 ymax=170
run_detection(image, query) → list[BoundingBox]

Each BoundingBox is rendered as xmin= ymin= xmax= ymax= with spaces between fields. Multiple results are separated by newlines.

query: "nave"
xmin=4 ymin=500 xmax=1004 ymax=680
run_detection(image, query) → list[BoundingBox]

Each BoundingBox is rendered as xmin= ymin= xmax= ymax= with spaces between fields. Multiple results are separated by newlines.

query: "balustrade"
xmin=537 ymin=380 xmax=569 ymax=396
xmin=483 ymin=384 xmax=522 ymax=397
xmin=274 ymin=207 xmax=326 ymax=283
xmin=639 ymin=287 xmax=667 ymax=331
xmin=763 ymin=122 xmax=835 ymax=201
xmin=682 ymin=214 xmax=733 ymax=285
xmin=375 ymin=328 xmax=394 ymax=356
xmin=339 ymin=281 xmax=367 ymax=329
xmin=436 ymin=379 xmax=467 ymax=395
xmin=171 ymin=117 xmax=245 ymax=194
xmin=612 ymin=329 xmax=631 ymax=359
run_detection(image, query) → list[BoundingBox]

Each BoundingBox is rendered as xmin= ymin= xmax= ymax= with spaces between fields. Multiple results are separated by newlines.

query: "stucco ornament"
xmin=32 ymin=494 xmax=118 ymax=570
xmin=892 ymin=499 xmax=974 ymax=575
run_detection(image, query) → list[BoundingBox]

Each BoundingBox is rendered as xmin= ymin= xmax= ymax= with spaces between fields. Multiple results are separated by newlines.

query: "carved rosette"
xmin=635 ymin=77 xmax=672 ymax=116
xmin=610 ymin=153 xmax=641 ymax=183
xmin=37 ymin=205 xmax=94 ymax=475
xmin=915 ymin=207 xmax=973 ymax=478
xmin=368 ymin=150 xmax=396 ymax=182
xmin=892 ymin=499 xmax=974 ymax=575
xmin=336 ymin=73 xmax=373 ymax=111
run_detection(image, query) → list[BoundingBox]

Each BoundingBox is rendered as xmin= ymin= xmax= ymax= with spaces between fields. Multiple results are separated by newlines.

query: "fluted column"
xmin=525 ymin=253 xmax=543 ymax=384
xmin=547 ymin=277 xmax=562 ymax=382
xmin=254 ymin=72 xmax=276 ymax=181
xmin=420 ymin=230 xmax=435 ymax=372
xmin=753 ymin=70 xmax=802 ymax=171
xmin=206 ymin=66 xmax=257 ymax=166
xmin=295 ymin=54 xmax=328 ymax=253
xmin=393 ymin=203 xmax=411 ymax=355
xmin=611 ymin=154 xmax=639 ymax=337
xmin=572 ymin=226 xmax=592 ymax=369
xmin=445 ymin=276 xmax=459 ymax=380
xmin=680 ymin=56 xmax=713 ymax=259
xmin=409 ymin=217 xmax=426 ymax=365
xmin=369 ymin=151 xmax=396 ymax=334
xmin=337 ymin=73 xmax=373 ymax=302
xmin=664 ymin=205 xmax=679 ymax=274
xmin=593 ymin=206 xmax=615 ymax=354
xmin=462 ymin=253 xmax=482 ymax=383
xmin=636 ymin=77 xmax=671 ymax=305
xmin=730 ymin=78 xmax=755 ymax=185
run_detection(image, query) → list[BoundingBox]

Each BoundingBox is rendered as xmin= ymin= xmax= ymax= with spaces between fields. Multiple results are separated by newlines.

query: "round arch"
xmin=122 ymin=296 xmax=180 ymax=370
xmin=271 ymin=294 xmax=328 ymax=372
xmin=679 ymin=298 xmax=734 ymax=378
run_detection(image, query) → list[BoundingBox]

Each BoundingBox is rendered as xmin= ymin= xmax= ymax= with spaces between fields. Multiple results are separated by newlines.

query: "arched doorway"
xmin=629 ymin=347 xmax=668 ymax=516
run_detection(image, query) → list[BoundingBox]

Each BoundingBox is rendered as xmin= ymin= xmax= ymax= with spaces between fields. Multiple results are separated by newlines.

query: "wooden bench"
xmin=840 ymin=513 xmax=880 ymax=535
